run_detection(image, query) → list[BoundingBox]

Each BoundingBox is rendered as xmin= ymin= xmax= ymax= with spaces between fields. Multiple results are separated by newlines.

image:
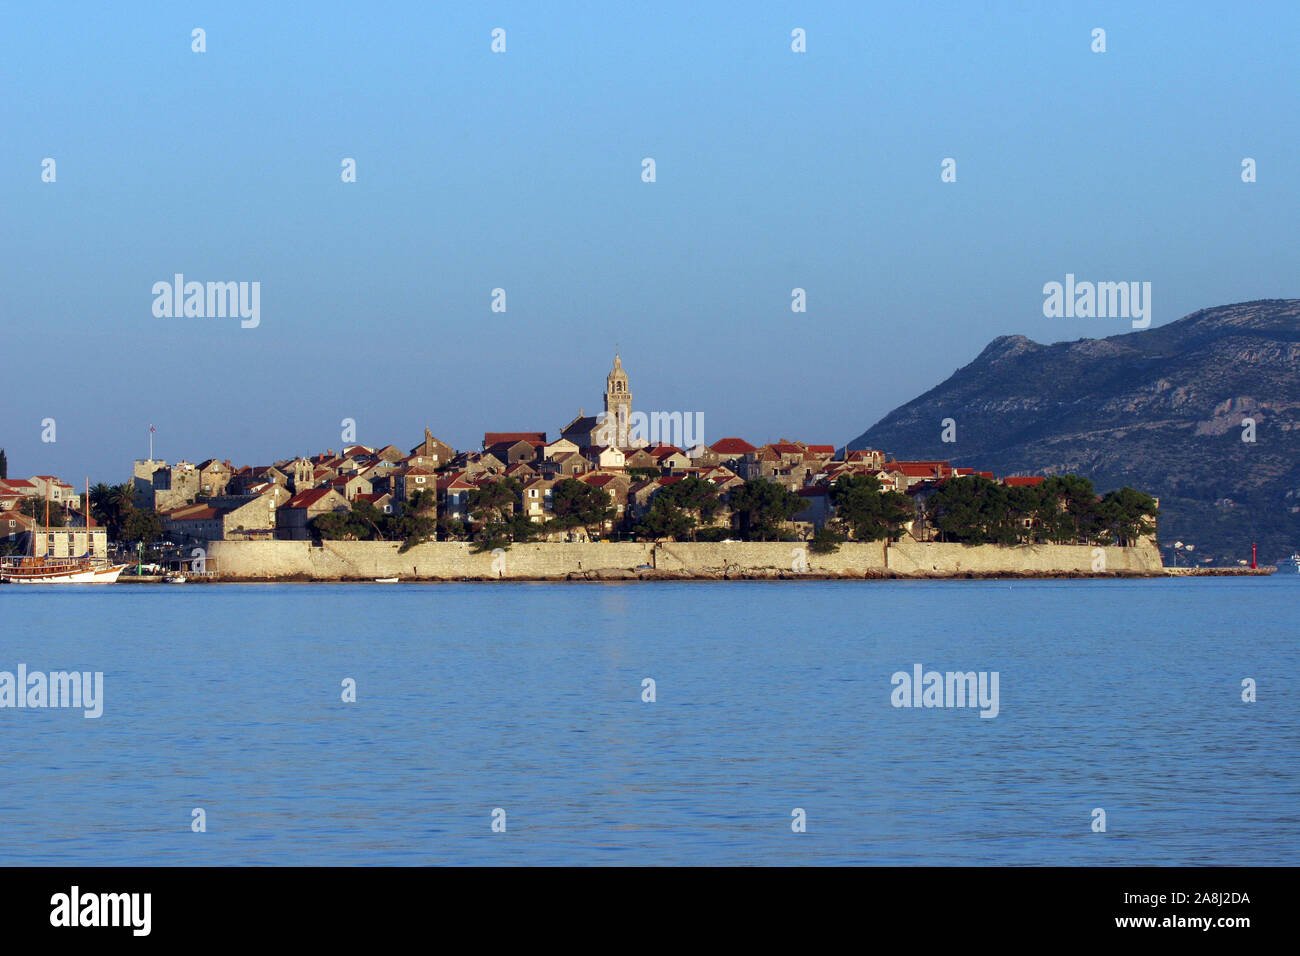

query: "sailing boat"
xmin=0 ymin=479 xmax=127 ymax=584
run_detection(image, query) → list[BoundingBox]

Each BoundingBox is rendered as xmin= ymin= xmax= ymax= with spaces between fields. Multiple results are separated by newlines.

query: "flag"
xmin=149 ymin=424 xmax=156 ymax=432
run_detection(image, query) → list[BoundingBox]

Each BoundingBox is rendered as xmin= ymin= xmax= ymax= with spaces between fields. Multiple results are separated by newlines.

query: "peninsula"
xmin=0 ymin=353 xmax=1230 ymax=581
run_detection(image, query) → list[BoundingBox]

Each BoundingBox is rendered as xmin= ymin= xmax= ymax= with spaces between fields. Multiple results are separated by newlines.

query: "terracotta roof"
xmin=285 ymin=489 xmax=338 ymax=509
xmin=436 ymin=473 xmax=475 ymax=491
xmin=167 ymin=503 xmax=218 ymax=521
xmin=710 ymin=437 xmax=756 ymax=455
xmin=893 ymin=463 xmax=946 ymax=477
xmin=1003 ymin=476 xmax=1045 ymax=487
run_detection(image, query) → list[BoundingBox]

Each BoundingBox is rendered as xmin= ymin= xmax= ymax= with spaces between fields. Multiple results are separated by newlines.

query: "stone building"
xmin=276 ymin=488 xmax=350 ymax=540
xmin=132 ymin=459 xmax=201 ymax=511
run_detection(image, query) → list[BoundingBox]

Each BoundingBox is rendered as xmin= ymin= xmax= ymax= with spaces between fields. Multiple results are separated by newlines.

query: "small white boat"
xmin=165 ymin=574 xmax=187 ymax=584
xmin=374 ymin=577 xmax=399 ymax=583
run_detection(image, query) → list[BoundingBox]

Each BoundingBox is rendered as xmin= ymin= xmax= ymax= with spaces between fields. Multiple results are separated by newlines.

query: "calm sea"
xmin=1 ymin=576 xmax=1296 ymax=866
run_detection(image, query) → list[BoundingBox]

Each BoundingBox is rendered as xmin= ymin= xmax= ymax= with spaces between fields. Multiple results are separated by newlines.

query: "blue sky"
xmin=2 ymin=1 xmax=1296 ymax=480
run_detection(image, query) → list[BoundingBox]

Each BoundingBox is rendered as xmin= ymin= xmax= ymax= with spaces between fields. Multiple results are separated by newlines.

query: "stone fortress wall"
xmin=205 ymin=538 xmax=1164 ymax=580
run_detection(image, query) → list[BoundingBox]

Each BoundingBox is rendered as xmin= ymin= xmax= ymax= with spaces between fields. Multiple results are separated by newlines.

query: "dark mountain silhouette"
xmin=847 ymin=299 xmax=1300 ymax=565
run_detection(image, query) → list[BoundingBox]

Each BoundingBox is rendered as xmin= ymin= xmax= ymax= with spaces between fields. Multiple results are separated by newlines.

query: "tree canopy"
xmin=635 ymin=476 xmax=722 ymax=541
xmin=728 ymin=478 xmax=810 ymax=541
xmin=921 ymin=474 xmax=1157 ymax=546
xmin=829 ymin=473 xmax=912 ymax=541
xmin=549 ymin=479 xmax=616 ymax=538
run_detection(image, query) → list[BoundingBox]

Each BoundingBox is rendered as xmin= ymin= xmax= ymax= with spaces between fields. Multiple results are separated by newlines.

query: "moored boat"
xmin=0 ymin=478 xmax=127 ymax=584
xmin=1 ymin=556 xmax=127 ymax=584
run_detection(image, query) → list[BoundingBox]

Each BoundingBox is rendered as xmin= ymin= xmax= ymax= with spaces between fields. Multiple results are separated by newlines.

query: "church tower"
xmin=604 ymin=353 xmax=632 ymax=447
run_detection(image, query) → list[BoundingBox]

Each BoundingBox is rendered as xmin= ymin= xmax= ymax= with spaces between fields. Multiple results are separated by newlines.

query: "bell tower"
xmin=604 ymin=353 xmax=632 ymax=447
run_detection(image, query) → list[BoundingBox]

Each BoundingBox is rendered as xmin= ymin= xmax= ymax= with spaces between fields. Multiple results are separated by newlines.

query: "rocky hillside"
xmin=847 ymin=300 xmax=1300 ymax=565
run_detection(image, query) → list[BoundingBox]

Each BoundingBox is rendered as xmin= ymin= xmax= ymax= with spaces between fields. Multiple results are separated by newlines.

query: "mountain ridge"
xmin=847 ymin=299 xmax=1300 ymax=564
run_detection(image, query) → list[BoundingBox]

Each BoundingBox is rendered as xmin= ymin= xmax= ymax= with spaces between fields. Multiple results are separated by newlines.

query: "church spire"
xmin=604 ymin=352 xmax=632 ymax=447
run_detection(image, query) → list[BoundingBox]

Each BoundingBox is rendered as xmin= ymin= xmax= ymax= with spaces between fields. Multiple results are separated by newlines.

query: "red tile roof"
xmin=167 ymin=504 xmax=218 ymax=521
xmin=710 ymin=438 xmax=756 ymax=455
xmin=1003 ymin=476 xmax=1045 ymax=487
xmin=286 ymin=489 xmax=338 ymax=509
